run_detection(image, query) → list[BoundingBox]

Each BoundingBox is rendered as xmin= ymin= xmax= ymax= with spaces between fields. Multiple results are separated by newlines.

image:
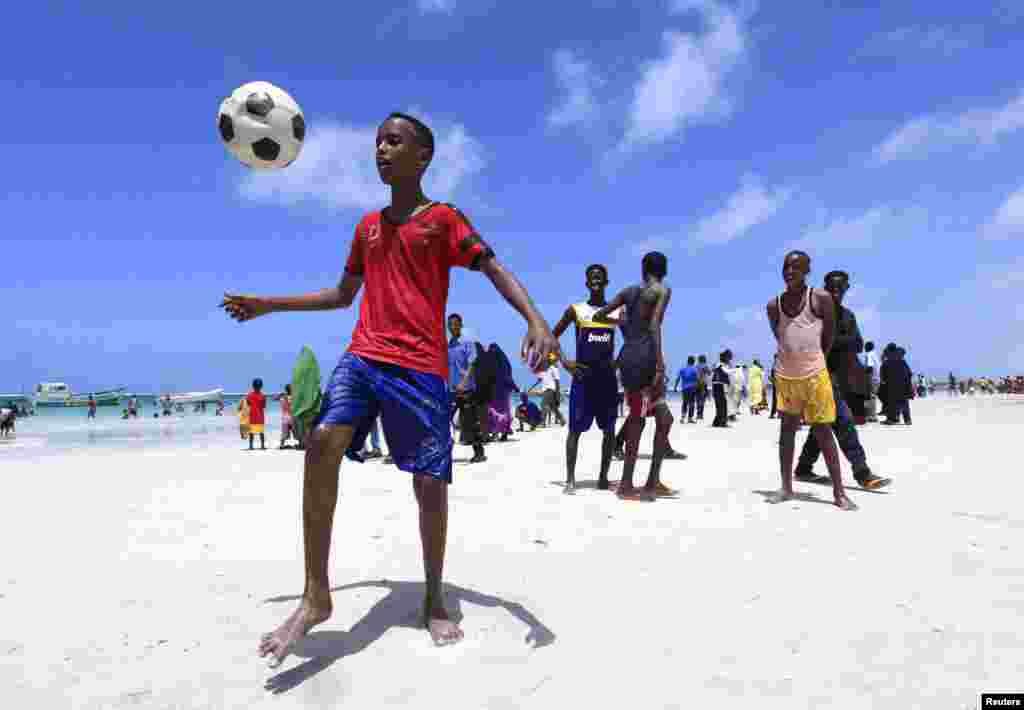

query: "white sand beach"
xmin=3 ymin=395 xmax=1022 ymax=708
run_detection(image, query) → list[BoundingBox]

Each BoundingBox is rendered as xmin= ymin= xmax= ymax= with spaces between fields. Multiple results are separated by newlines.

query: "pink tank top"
xmin=775 ymin=288 xmax=827 ymax=379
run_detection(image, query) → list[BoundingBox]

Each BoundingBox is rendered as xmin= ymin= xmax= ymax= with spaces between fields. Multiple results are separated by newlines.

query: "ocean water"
xmin=2 ymin=390 xmax=688 ymax=459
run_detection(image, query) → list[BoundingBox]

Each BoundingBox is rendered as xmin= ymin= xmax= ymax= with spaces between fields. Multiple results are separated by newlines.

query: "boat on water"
xmin=162 ymin=388 xmax=224 ymax=405
xmin=34 ymin=382 xmax=125 ymax=407
xmin=66 ymin=389 xmax=126 ymax=407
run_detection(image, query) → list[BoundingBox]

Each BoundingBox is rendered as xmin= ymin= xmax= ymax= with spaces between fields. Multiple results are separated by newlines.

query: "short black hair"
xmin=865 ymin=341 xmax=875 ymax=351
xmin=585 ymin=264 xmax=608 ymax=280
xmin=720 ymin=349 xmax=732 ymax=363
xmin=687 ymin=356 xmax=695 ymax=365
xmin=785 ymin=250 xmax=811 ymax=266
xmin=253 ymin=378 xmax=263 ymax=390
xmin=698 ymin=355 xmax=707 ymax=363
xmin=824 ymin=270 xmax=849 ymax=283
xmin=387 ymin=112 xmax=434 ymax=159
xmin=448 ymin=313 xmax=462 ymax=323
xmin=642 ymin=251 xmax=668 ymax=278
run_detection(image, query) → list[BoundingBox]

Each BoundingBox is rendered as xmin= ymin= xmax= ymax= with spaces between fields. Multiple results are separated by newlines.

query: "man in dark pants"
xmin=711 ymin=350 xmax=731 ymax=427
xmin=695 ymin=355 xmax=710 ymax=420
xmin=448 ymin=314 xmax=488 ymax=463
xmin=793 ymin=271 xmax=891 ymax=489
xmin=881 ymin=347 xmax=913 ymax=425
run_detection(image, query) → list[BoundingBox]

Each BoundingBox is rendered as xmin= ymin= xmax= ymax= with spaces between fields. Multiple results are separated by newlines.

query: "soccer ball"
xmin=217 ymin=81 xmax=305 ymax=169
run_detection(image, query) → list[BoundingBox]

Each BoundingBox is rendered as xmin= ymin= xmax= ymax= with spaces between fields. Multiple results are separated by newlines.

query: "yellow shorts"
xmin=248 ymin=424 xmax=265 ymax=434
xmin=775 ymin=369 xmax=836 ymax=424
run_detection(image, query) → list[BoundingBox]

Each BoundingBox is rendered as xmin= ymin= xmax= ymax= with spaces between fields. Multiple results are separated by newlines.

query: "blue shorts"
xmin=569 ymin=366 xmax=619 ymax=433
xmin=313 ymin=353 xmax=453 ymax=483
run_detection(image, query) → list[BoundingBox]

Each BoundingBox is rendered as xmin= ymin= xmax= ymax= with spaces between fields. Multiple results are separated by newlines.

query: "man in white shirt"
xmin=531 ymin=363 xmax=566 ymax=426
xmin=858 ymin=341 xmax=880 ymax=422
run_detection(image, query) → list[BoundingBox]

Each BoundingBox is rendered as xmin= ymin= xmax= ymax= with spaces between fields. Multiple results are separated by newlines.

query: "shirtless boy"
xmin=594 ymin=252 xmax=675 ymax=501
xmin=766 ymin=251 xmax=856 ymax=511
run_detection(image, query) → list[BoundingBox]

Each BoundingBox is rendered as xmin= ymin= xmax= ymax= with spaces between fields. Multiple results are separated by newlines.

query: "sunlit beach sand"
xmin=3 ymin=395 xmax=1022 ymax=708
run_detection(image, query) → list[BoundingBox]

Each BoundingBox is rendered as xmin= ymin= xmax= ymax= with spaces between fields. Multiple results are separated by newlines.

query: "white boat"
xmin=34 ymin=382 xmax=125 ymax=407
xmin=162 ymin=388 xmax=224 ymax=405
xmin=34 ymin=382 xmax=72 ymax=406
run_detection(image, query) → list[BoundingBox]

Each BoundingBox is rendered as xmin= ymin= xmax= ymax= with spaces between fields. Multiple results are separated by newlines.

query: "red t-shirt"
xmin=246 ymin=391 xmax=266 ymax=425
xmin=345 ymin=203 xmax=492 ymax=379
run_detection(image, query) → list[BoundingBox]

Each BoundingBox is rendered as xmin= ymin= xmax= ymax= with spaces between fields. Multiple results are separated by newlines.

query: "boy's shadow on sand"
xmin=262 ymin=579 xmax=556 ymax=694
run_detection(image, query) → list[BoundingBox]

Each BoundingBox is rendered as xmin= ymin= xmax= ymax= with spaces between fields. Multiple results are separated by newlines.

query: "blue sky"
xmin=4 ymin=1 xmax=1024 ymax=394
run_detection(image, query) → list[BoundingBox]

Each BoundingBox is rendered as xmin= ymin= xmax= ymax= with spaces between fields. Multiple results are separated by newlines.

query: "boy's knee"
xmin=413 ymin=475 xmax=447 ymax=507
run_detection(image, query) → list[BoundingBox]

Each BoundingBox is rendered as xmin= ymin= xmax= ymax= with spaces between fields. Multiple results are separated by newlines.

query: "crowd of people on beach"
xmin=207 ymin=110 xmax=1023 ymax=664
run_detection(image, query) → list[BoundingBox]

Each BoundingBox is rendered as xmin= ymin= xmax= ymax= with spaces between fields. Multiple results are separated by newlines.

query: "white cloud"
xmin=619 ymin=1 xmax=746 ymax=150
xmin=693 ymin=175 xmax=790 ymax=245
xmin=860 ymin=26 xmax=974 ymax=58
xmin=981 ymin=186 xmax=1024 ymax=240
xmin=873 ymin=92 xmax=1024 ymax=163
xmin=547 ymin=49 xmax=602 ymax=128
xmin=629 ymin=236 xmax=673 ymax=257
xmin=417 ymin=0 xmax=455 ymax=13
xmin=239 ymin=119 xmax=485 ymax=211
xmin=791 ymin=206 xmax=924 ymax=252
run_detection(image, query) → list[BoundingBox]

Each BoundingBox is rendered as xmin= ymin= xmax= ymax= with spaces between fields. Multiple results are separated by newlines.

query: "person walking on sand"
xmin=221 ymin=112 xmax=558 ymax=666
xmin=529 ymin=361 xmax=565 ymax=427
xmin=695 ymin=354 xmax=710 ymax=421
xmin=859 ymin=341 xmax=880 ymax=423
xmin=674 ymin=356 xmax=699 ymax=424
xmin=87 ymin=395 xmax=97 ymax=419
xmin=748 ymin=359 xmax=765 ymax=414
xmin=448 ymin=314 xmax=489 ymax=463
xmin=237 ymin=397 xmax=250 ymax=440
xmin=276 ymin=384 xmax=295 ymax=449
xmin=766 ymin=251 xmax=856 ymax=511
xmin=245 ymin=379 xmax=267 ymax=451
xmin=593 ymin=251 xmax=675 ymax=501
xmin=486 ymin=343 xmax=517 ymax=442
xmin=550 ymin=264 xmax=622 ymax=494
xmin=792 ymin=271 xmax=891 ymax=489
xmin=712 ymin=350 xmax=732 ymax=428
xmin=881 ymin=347 xmax=914 ymax=425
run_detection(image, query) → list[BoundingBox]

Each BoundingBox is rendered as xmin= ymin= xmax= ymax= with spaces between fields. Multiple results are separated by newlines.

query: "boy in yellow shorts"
xmin=766 ymin=251 xmax=856 ymax=511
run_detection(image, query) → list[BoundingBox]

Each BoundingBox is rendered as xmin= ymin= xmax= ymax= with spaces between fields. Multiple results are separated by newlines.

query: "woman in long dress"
xmin=486 ymin=343 xmax=518 ymax=441
xmin=748 ymin=360 xmax=765 ymax=414
xmin=237 ymin=397 xmax=250 ymax=440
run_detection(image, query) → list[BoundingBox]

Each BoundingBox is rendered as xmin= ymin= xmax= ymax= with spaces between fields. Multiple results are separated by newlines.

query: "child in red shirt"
xmin=245 ymin=378 xmax=267 ymax=451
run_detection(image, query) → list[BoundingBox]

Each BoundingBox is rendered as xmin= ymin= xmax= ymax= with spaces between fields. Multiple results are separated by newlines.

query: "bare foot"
xmin=258 ymin=601 xmax=331 ymax=669
xmin=834 ymin=496 xmax=859 ymax=511
xmin=425 ymin=606 xmax=464 ymax=647
xmin=766 ymin=489 xmax=795 ymax=504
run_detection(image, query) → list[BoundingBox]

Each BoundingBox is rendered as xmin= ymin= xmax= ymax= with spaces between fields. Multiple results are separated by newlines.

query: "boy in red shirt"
xmin=221 ymin=112 xmax=558 ymax=668
xmin=245 ymin=378 xmax=267 ymax=451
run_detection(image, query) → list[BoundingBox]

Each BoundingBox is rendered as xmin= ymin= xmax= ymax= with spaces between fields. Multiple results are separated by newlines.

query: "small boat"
xmin=34 ymin=382 xmax=73 ymax=406
xmin=163 ymin=388 xmax=225 ymax=405
xmin=65 ymin=388 xmax=126 ymax=407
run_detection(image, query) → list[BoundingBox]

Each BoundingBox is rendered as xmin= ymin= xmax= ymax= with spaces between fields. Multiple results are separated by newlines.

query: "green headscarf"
xmin=290 ymin=346 xmax=321 ymax=443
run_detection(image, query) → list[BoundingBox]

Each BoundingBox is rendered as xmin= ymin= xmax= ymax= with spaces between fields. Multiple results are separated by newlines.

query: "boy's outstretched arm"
xmin=592 ymin=290 xmax=628 ymax=323
xmin=479 ymin=258 xmax=558 ymax=366
xmin=221 ymin=272 xmax=363 ymax=322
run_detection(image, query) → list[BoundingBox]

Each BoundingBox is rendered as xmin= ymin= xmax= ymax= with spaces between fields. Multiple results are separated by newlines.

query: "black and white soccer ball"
xmin=217 ymin=81 xmax=305 ymax=169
